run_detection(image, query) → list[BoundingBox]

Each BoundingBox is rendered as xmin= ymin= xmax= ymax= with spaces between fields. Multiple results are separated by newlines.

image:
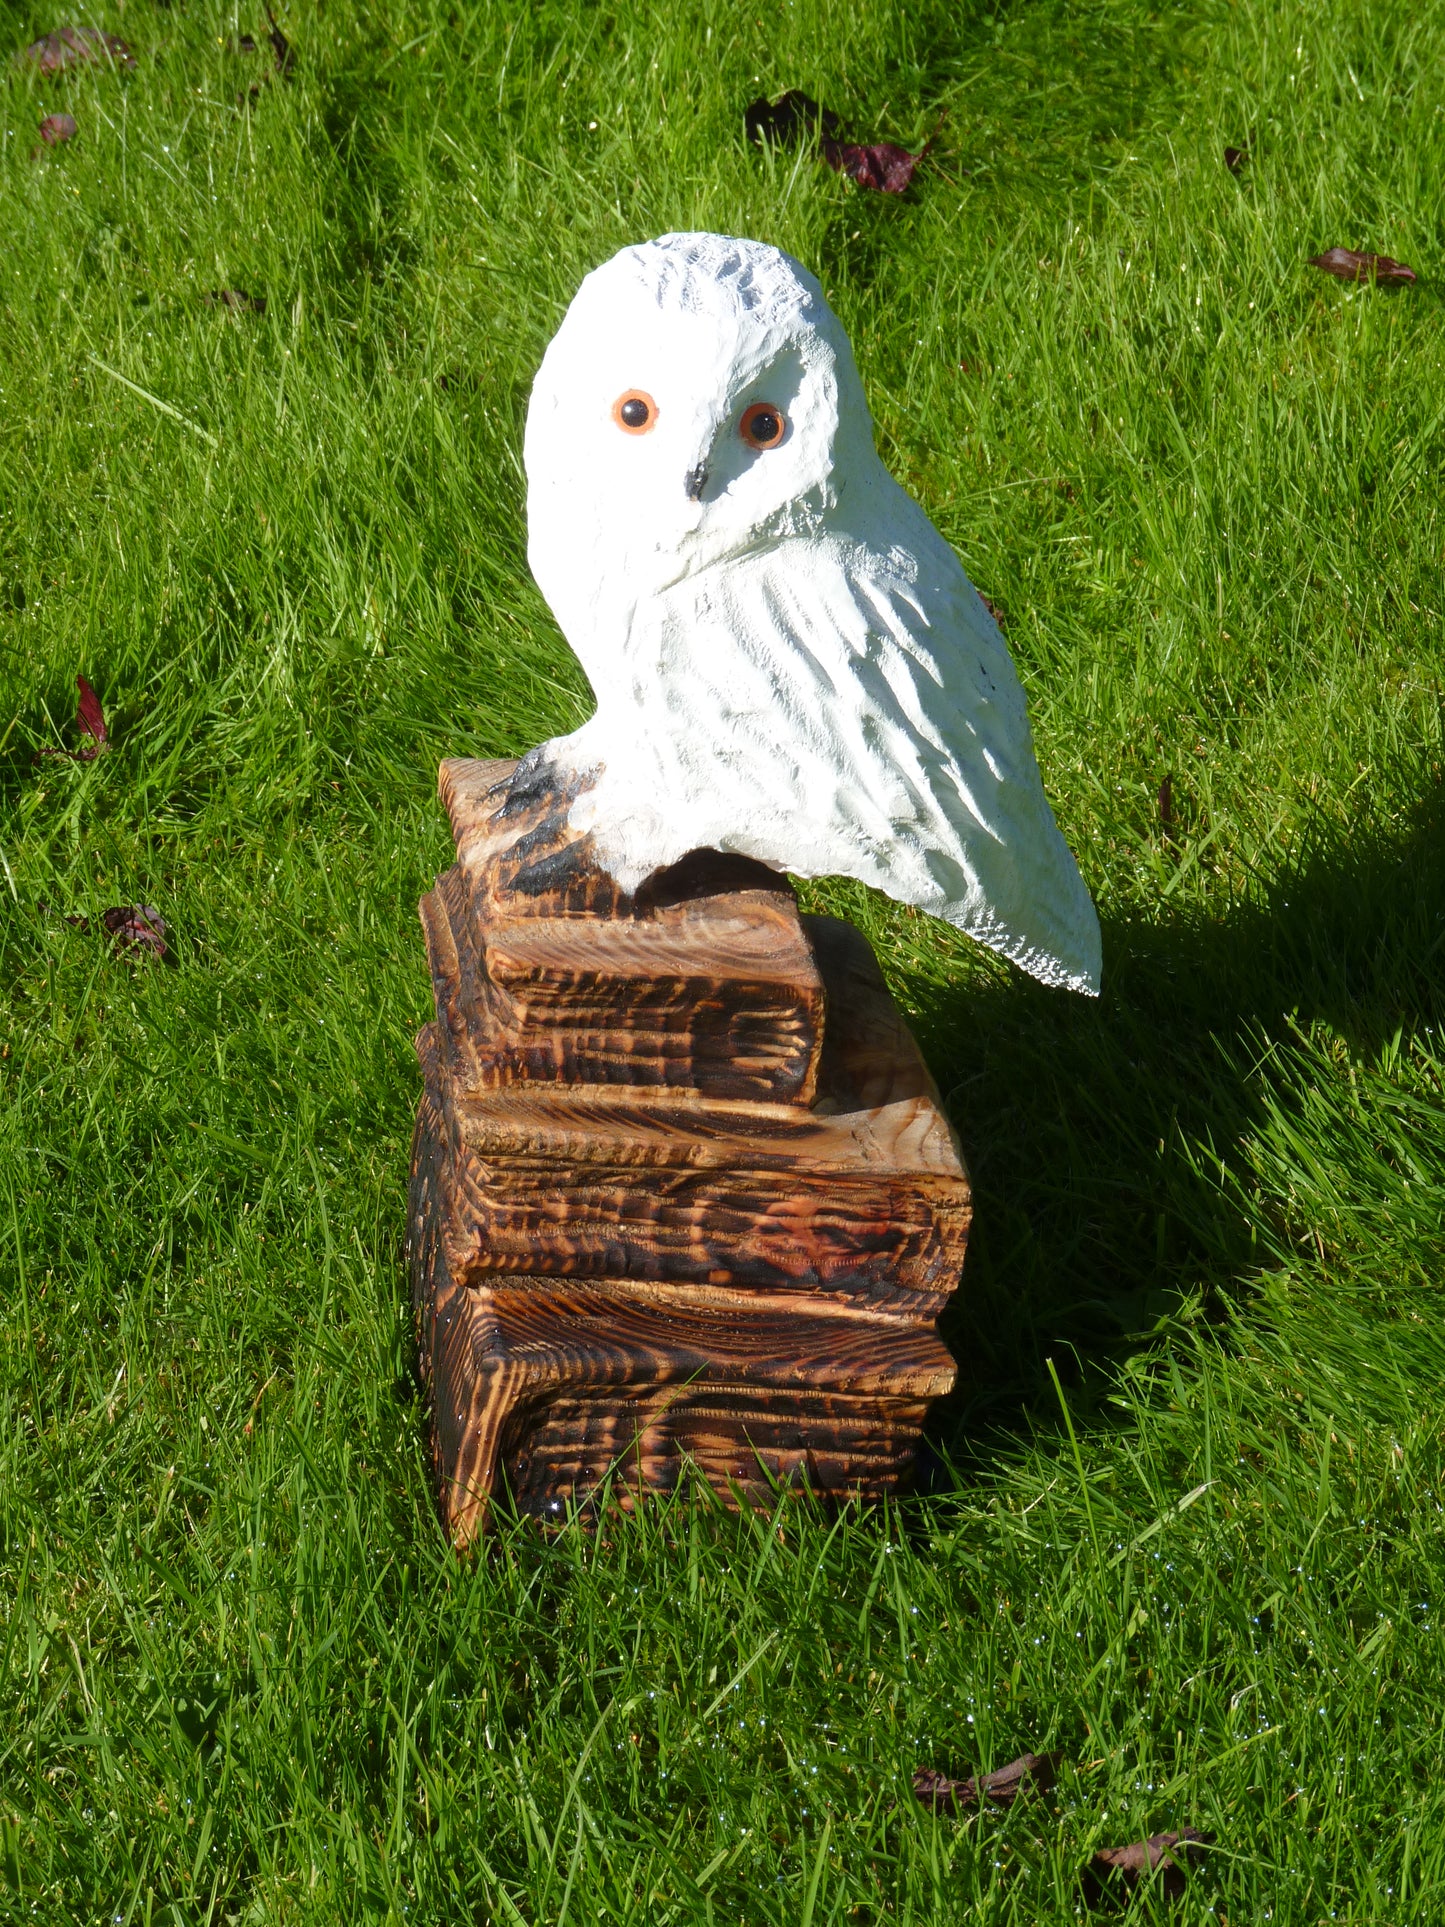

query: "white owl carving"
xmin=520 ymin=231 xmax=1102 ymax=995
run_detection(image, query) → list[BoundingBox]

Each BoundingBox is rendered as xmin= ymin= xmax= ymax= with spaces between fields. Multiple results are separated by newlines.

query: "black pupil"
xmin=751 ymin=410 xmax=780 ymax=443
xmin=620 ymin=397 xmax=649 ymax=428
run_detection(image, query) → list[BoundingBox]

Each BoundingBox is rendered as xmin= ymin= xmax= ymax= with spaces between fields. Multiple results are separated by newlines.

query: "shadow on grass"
xmin=813 ymin=0 xmax=1211 ymax=293
xmin=911 ymin=779 xmax=1445 ymax=1461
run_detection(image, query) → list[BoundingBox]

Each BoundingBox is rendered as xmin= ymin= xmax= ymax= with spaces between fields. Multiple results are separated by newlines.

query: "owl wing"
xmin=620 ymin=512 xmax=1101 ymax=994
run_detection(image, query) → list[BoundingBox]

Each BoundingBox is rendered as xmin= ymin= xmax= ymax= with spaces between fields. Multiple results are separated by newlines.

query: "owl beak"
xmin=684 ymin=462 xmax=710 ymax=502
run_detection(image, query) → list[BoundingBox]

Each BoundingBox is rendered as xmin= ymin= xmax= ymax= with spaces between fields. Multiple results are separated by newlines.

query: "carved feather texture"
xmin=524 ymin=232 xmax=1102 ymax=994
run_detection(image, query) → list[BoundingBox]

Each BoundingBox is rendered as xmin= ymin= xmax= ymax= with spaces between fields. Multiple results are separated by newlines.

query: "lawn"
xmin=2 ymin=0 xmax=1444 ymax=1917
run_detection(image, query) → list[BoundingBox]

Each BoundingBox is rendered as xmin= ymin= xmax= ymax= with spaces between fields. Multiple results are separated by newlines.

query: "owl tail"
xmin=930 ymin=821 xmax=1103 ymax=996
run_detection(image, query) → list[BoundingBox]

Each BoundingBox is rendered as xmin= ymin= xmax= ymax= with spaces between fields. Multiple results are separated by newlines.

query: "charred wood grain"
xmin=423 ymin=760 xmax=825 ymax=1103
xmin=500 ymin=1384 xmax=935 ymax=1524
xmin=407 ymin=755 xmax=969 ymax=1539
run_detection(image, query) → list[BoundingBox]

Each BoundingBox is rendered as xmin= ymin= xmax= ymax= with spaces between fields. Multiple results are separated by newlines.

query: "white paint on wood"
xmin=523 ymin=232 xmax=1102 ymax=994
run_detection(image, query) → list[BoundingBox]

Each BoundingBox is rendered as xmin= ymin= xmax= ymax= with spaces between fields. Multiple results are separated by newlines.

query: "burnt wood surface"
xmin=429 ymin=756 xmax=826 ymax=1105
xmin=408 ymin=757 xmax=970 ymax=1543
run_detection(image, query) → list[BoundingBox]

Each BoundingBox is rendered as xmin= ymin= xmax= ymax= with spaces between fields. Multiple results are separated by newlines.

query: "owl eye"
xmin=740 ymin=402 xmax=786 ymax=450
xmin=612 ymin=390 xmax=657 ymax=434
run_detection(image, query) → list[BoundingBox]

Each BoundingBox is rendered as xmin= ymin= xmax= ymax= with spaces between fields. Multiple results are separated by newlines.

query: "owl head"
xmin=525 ymin=233 xmax=882 ymax=667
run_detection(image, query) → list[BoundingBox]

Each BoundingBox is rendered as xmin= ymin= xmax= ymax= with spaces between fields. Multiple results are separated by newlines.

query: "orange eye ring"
xmin=611 ymin=390 xmax=658 ymax=434
xmin=740 ymin=401 xmax=787 ymax=449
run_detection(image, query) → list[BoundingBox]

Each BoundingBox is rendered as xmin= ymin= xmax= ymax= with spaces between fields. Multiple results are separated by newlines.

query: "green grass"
xmin=1 ymin=0 xmax=1444 ymax=1917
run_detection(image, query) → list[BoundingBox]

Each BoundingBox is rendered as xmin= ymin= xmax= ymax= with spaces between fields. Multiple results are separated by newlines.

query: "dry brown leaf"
xmin=913 ymin=1750 xmax=1059 ymax=1814
xmin=18 ymin=26 xmax=133 ymax=73
xmin=821 ymin=138 xmax=927 ymax=194
xmin=745 ymin=89 xmax=932 ymax=194
xmin=204 ymin=288 xmax=267 ymax=314
xmin=35 ymin=674 xmax=107 ymax=762
xmin=102 ymin=905 xmax=168 ymax=960
xmin=1308 ymin=247 xmax=1416 ymax=286
xmin=1085 ymin=1826 xmax=1210 ymax=1903
xmin=264 ymin=2 xmax=294 ymax=77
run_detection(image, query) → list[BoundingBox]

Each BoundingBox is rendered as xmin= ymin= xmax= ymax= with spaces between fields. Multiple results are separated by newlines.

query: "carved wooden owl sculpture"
xmin=520 ymin=231 xmax=1101 ymax=994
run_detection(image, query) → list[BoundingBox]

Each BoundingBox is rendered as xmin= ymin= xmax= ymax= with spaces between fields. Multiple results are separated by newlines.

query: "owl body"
xmin=523 ymin=232 xmax=1102 ymax=995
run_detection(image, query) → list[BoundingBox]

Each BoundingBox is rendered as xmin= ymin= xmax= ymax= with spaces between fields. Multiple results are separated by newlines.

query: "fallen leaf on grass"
xmin=204 ymin=288 xmax=267 ymax=313
xmin=264 ymin=2 xmax=294 ymax=77
xmin=37 ymin=112 xmax=77 ymax=146
xmin=912 ymin=1744 xmax=1212 ymax=1901
xmin=76 ymin=674 xmax=107 ymax=750
xmin=914 ymin=1751 xmax=1059 ymax=1814
xmin=1085 ymin=1827 xmax=1210 ymax=1902
xmin=745 ymin=88 xmax=933 ymax=194
xmin=979 ymin=593 xmax=1007 ymax=631
xmin=1223 ymin=130 xmax=1255 ymax=175
xmin=102 ymin=905 xmax=168 ymax=960
xmin=47 ymin=903 xmax=168 ymax=960
xmin=17 ymin=26 xmax=134 ymax=72
xmin=1158 ymin=773 xmax=1174 ymax=834
xmin=239 ymin=6 xmax=293 ymax=102
xmin=36 ymin=674 xmax=107 ymax=761
xmin=822 ymin=138 xmax=927 ymax=194
xmin=1308 ymin=247 xmax=1416 ymax=286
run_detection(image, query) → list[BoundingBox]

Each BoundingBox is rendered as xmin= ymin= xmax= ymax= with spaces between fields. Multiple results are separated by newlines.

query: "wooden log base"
xmin=428 ymin=758 xmax=827 ymax=1105
xmin=408 ymin=758 xmax=971 ymax=1542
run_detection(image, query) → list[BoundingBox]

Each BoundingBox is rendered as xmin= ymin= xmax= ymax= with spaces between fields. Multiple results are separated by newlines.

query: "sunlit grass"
xmin=1 ymin=0 xmax=1443 ymax=1917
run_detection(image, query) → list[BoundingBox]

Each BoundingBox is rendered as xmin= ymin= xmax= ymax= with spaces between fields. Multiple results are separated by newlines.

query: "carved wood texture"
xmin=407 ymin=757 xmax=971 ymax=1543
